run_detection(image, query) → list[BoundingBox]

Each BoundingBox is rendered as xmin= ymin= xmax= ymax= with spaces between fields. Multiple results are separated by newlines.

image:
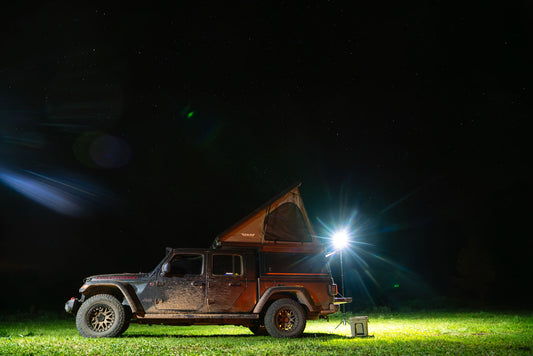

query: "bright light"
xmin=332 ymin=229 xmax=349 ymax=249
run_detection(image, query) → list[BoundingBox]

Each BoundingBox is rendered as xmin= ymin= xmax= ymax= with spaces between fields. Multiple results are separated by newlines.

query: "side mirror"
xmin=162 ymin=262 xmax=171 ymax=276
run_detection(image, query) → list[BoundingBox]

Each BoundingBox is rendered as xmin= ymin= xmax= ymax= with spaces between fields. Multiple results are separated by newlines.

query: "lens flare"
xmin=0 ymin=170 xmax=84 ymax=216
xmin=89 ymin=134 xmax=131 ymax=169
xmin=0 ymin=168 xmax=112 ymax=217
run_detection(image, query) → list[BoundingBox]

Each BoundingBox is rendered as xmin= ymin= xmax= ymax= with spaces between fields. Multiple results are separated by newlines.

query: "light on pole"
xmin=332 ymin=229 xmax=349 ymax=327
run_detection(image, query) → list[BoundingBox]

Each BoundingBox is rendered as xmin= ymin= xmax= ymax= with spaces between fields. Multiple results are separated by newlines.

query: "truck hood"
xmin=85 ymin=273 xmax=149 ymax=282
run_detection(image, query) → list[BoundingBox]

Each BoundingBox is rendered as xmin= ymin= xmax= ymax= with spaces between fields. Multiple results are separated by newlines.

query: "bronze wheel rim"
xmin=275 ymin=308 xmax=297 ymax=331
xmin=87 ymin=304 xmax=115 ymax=332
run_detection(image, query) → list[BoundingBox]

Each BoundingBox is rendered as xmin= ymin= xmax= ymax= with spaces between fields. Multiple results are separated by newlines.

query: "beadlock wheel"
xmin=76 ymin=294 xmax=126 ymax=338
xmin=264 ymin=298 xmax=306 ymax=338
xmin=87 ymin=304 xmax=116 ymax=332
xmin=275 ymin=307 xmax=297 ymax=331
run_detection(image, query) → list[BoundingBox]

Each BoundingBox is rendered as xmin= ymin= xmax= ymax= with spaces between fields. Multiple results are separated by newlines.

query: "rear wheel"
xmin=264 ymin=298 xmax=306 ymax=338
xmin=76 ymin=294 xmax=126 ymax=338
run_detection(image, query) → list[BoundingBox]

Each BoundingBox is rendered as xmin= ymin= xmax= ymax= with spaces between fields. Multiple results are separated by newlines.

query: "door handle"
xmin=191 ymin=281 xmax=205 ymax=286
xmin=228 ymin=282 xmax=242 ymax=287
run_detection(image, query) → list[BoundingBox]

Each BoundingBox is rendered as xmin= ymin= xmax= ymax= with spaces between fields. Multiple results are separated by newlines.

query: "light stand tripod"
xmin=335 ymin=249 xmax=347 ymax=328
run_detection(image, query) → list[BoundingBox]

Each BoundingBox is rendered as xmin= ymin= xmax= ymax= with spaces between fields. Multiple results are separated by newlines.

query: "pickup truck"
xmin=65 ymin=184 xmax=351 ymax=338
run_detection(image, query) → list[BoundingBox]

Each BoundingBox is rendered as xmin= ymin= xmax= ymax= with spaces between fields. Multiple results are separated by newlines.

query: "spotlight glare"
xmin=332 ymin=229 xmax=349 ymax=249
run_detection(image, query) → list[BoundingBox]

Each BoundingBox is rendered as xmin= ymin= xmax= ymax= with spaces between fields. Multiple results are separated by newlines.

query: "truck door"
xmin=155 ymin=253 xmax=206 ymax=312
xmin=205 ymin=253 xmax=250 ymax=313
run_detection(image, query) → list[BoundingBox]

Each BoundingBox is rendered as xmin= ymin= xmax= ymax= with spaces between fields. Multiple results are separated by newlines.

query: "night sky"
xmin=1 ymin=3 xmax=531 ymax=312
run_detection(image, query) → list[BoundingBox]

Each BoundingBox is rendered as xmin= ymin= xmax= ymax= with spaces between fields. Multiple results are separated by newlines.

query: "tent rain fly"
xmin=212 ymin=184 xmax=324 ymax=253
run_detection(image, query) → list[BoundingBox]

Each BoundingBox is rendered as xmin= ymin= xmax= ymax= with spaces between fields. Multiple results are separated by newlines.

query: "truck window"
xmin=213 ymin=255 xmax=243 ymax=276
xmin=168 ymin=254 xmax=203 ymax=276
xmin=262 ymin=253 xmax=328 ymax=274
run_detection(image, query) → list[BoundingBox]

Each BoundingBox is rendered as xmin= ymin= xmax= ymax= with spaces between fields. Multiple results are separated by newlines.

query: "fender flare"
xmin=82 ymin=282 xmax=145 ymax=315
xmin=253 ymin=286 xmax=317 ymax=314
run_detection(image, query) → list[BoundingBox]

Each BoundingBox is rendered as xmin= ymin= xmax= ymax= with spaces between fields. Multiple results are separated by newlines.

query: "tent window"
xmin=264 ymin=202 xmax=312 ymax=242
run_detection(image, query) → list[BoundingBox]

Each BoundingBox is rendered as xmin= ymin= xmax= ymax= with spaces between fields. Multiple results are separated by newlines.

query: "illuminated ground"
xmin=1 ymin=311 xmax=531 ymax=355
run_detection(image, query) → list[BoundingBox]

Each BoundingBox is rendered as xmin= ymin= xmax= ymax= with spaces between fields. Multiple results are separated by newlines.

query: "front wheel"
xmin=118 ymin=306 xmax=132 ymax=335
xmin=264 ymin=298 xmax=306 ymax=338
xmin=249 ymin=323 xmax=268 ymax=336
xmin=76 ymin=294 xmax=126 ymax=338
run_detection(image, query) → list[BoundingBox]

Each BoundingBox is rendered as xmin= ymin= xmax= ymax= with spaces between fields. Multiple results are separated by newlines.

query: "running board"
xmin=137 ymin=313 xmax=259 ymax=320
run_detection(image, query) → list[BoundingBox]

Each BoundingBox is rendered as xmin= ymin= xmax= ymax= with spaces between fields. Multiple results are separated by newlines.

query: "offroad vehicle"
xmin=65 ymin=184 xmax=351 ymax=338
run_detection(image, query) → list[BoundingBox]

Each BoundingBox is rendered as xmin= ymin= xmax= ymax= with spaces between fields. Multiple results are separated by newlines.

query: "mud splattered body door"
xmin=205 ymin=253 xmax=247 ymax=312
xmin=155 ymin=253 xmax=206 ymax=312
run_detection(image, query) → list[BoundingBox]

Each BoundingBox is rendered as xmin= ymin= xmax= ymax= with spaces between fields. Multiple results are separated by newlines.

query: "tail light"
xmin=330 ymin=284 xmax=338 ymax=295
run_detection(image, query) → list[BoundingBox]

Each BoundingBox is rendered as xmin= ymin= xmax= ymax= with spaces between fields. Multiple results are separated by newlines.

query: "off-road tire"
xmin=118 ymin=306 xmax=132 ymax=335
xmin=249 ymin=323 xmax=268 ymax=336
xmin=264 ymin=298 xmax=306 ymax=338
xmin=76 ymin=294 xmax=126 ymax=338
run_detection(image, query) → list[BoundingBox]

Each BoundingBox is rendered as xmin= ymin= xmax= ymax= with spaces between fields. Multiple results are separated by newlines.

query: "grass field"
xmin=1 ymin=311 xmax=532 ymax=355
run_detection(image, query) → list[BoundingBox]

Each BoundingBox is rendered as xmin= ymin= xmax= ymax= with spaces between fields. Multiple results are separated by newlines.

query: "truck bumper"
xmin=320 ymin=302 xmax=340 ymax=316
xmin=65 ymin=297 xmax=82 ymax=315
xmin=334 ymin=296 xmax=352 ymax=304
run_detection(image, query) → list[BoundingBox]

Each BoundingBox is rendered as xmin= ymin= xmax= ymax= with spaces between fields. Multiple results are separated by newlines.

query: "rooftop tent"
xmin=212 ymin=184 xmax=324 ymax=253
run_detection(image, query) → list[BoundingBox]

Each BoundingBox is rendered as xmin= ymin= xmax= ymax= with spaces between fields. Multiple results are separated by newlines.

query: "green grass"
xmin=1 ymin=311 xmax=532 ymax=355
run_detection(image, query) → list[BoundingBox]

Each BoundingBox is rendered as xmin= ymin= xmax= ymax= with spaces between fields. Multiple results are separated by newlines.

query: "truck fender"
xmin=82 ymin=281 xmax=145 ymax=315
xmin=253 ymin=286 xmax=316 ymax=314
